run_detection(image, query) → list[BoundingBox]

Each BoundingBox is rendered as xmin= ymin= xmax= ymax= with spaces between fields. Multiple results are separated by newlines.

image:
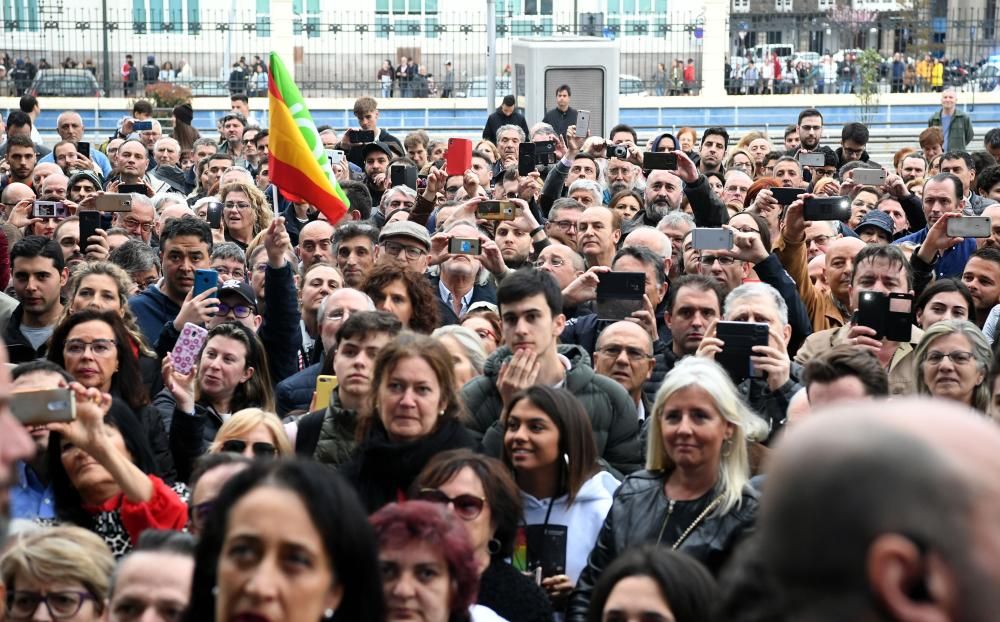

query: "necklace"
xmin=655 ymin=493 xmax=725 ymax=549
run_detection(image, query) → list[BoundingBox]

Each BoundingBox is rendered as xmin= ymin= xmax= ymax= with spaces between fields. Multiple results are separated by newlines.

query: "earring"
xmin=211 ymin=586 xmax=219 ymax=597
xmin=323 ymin=608 xmax=336 ymax=620
xmin=487 ymin=538 xmax=501 ymax=555
xmin=439 ymin=409 xmax=445 ymax=417
xmin=721 ymin=438 xmax=734 ymax=457
xmin=563 ymin=453 xmax=570 ymax=466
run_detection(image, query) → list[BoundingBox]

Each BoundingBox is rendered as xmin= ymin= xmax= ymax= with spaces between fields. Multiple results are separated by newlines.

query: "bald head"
xmin=750 ymin=398 xmax=1000 ymax=622
xmin=623 ymin=226 xmax=672 ymax=262
xmin=593 ymin=320 xmax=655 ymax=399
xmin=39 ymin=174 xmax=68 ymax=200
xmin=1 ymin=182 xmax=34 ymax=206
xmin=824 ymin=236 xmax=865 ymax=266
xmin=297 ymin=220 xmax=336 ymax=268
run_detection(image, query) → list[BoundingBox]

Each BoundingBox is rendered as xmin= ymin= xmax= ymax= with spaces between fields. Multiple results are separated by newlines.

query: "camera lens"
xmin=613 ymin=145 xmax=628 ymax=159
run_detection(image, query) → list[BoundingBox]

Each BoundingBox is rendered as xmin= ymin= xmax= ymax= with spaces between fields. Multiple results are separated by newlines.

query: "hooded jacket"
xmin=519 ymin=470 xmax=620 ymax=584
xmin=464 ymin=345 xmax=642 ymax=475
xmin=129 ymin=284 xmax=180 ymax=348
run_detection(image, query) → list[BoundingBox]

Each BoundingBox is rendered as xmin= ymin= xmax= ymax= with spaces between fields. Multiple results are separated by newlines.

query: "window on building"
xmin=775 ymin=0 xmax=793 ymax=11
xmin=376 ymin=0 xmax=438 ymax=13
xmin=732 ymin=0 xmax=750 ymax=11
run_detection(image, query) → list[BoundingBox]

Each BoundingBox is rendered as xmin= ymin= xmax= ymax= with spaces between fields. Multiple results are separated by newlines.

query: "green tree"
xmin=856 ymin=49 xmax=882 ymax=124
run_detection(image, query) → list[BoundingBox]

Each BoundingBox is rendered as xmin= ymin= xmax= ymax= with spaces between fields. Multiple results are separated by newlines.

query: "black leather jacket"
xmin=566 ymin=470 xmax=759 ymax=621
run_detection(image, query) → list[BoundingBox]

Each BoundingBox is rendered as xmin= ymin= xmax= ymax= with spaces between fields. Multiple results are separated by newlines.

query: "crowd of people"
xmin=0 ymin=80 xmax=998 ymax=621
xmin=726 ymin=51 xmax=984 ymax=95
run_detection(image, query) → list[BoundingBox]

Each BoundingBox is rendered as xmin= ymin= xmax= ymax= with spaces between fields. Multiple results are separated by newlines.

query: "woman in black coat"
xmin=341 ymin=333 xmax=478 ymax=513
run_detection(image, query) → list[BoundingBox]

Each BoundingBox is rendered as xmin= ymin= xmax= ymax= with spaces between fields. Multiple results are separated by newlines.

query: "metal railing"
xmin=0 ymin=8 xmax=708 ymax=98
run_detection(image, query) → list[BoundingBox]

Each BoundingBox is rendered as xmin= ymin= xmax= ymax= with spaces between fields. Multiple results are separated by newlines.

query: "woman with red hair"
xmin=371 ymin=500 xmax=507 ymax=621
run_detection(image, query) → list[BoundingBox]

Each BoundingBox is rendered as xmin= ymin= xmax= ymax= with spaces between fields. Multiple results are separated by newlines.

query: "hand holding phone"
xmin=11 ymin=388 xmax=75 ymax=425
xmin=171 ymin=323 xmax=209 ymax=376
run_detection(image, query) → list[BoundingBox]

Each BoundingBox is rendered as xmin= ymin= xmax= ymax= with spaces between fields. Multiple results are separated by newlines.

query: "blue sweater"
xmin=894 ymin=228 xmax=977 ymax=279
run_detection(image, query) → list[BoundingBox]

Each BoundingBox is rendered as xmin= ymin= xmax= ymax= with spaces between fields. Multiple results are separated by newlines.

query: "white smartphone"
xmin=853 ymin=168 xmax=886 ymax=186
xmin=576 ymin=110 xmax=591 ymax=136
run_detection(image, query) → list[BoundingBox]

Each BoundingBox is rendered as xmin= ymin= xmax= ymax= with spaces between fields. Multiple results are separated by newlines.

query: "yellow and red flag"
xmin=267 ymin=52 xmax=349 ymax=222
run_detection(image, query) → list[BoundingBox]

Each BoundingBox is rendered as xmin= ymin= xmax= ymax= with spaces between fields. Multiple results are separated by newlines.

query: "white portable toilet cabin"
xmin=511 ymin=37 xmax=620 ymax=138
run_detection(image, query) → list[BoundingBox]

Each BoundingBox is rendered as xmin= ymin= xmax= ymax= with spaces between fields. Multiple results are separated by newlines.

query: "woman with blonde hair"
xmin=208 ymin=407 xmax=293 ymax=458
xmin=724 ymin=147 xmax=757 ymax=179
xmin=568 ymin=357 xmax=760 ymax=617
xmin=219 ymin=181 xmax=273 ymax=250
xmin=1 ymin=526 xmax=115 ymax=621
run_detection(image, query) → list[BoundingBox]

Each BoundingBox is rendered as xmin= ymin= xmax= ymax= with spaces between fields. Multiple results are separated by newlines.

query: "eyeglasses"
xmin=698 ymin=255 xmax=736 ymax=266
xmin=472 ymin=327 xmax=498 ymax=343
xmin=64 ymin=338 xmax=117 ymax=357
xmin=381 ymin=241 xmax=427 ymax=260
xmin=123 ymin=217 xmax=154 ymax=232
xmin=925 ymin=350 xmax=975 ymax=366
xmin=731 ymin=225 xmax=759 ymax=234
xmin=325 ymin=309 xmax=352 ymax=322
xmin=807 ymin=235 xmax=832 ymax=247
xmin=6 ymin=591 xmax=96 ymax=620
xmin=253 ymin=262 xmax=270 ymax=274
xmin=220 ymin=439 xmax=277 ymax=458
xmin=213 ymin=267 xmax=246 ymax=280
xmin=596 ymin=345 xmax=652 ymax=361
xmin=532 ymin=257 xmax=566 ymax=269
xmin=550 ymin=220 xmax=578 ymax=232
xmin=217 ymin=302 xmax=254 ymax=319
xmin=416 ymin=488 xmax=487 ymax=520
xmin=224 ymin=201 xmax=252 ymax=210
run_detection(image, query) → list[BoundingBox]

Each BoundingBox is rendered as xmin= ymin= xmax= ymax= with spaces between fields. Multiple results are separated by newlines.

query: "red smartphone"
xmin=446 ymin=138 xmax=472 ymax=177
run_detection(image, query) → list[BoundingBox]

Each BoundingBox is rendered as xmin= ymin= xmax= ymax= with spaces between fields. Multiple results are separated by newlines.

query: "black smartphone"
xmin=595 ymin=272 xmax=646 ymax=321
xmin=803 ymin=196 xmax=851 ymax=222
xmin=771 ymin=187 xmax=805 ymax=206
xmin=716 ymin=321 xmax=770 ymax=384
xmin=118 ymin=183 xmax=146 ymax=194
xmin=885 ymin=293 xmax=914 ymax=343
xmin=448 ymin=237 xmax=481 ymax=255
xmin=79 ymin=211 xmax=101 ymax=250
xmin=352 ymin=129 xmax=375 ymax=143
xmin=518 ymin=142 xmax=536 ymax=176
xmin=389 ymin=164 xmax=417 ymax=190
xmin=854 ymin=291 xmax=888 ymax=341
xmin=643 ymin=152 xmax=677 ymax=170
xmin=535 ymin=140 xmax=557 ymax=166
xmin=206 ymin=201 xmax=224 ymax=230
xmin=77 ymin=141 xmax=90 ymax=158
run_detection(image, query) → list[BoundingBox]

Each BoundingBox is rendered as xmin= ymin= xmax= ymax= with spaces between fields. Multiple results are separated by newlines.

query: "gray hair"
xmin=914 ymin=319 xmax=992 ymax=412
xmin=154 ymin=136 xmax=180 ymax=151
xmin=568 ymin=179 xmax=604 ymax=205
xmin=657 ymin=211 xmax=696 ymax=232
xmin=431 ymin=325 xmax=488 ymax=375
xmin=210 ymin=241 xmax=246 ymax=264
xmin=129 ymin=192 xmax=155 ymax=212
xmin=496 ymin=124 xmax=525 ymax=143
xmin=378 ymin=185 xmax=418 ymax=212
xmin=152 ymin=193 xmax=186 ymax=214
xmin=529 ymin=122 xmax=557 ymax=141
xmin=623 ymin=225 xmax=672 ymax=260
xmin=332 ymin=222 xmax=379 ymax=249
xmin=317 ymin=288 xmax=376 ymax=326
xmin=108 ymin=239 xmax=161 ymax=273
xmin=724 ymin=282 xmax=789 ymax=327
xmin=192 ymin=137 xmax=218 ymax=151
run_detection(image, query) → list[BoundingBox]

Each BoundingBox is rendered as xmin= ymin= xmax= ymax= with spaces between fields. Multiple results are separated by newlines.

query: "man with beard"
xmin=898 ymin=152 xmax=928 ymax=183
xmin=334 ymin=223 xmax=378 ymax=288
xmin=697 ymin=127 xmax=728 ymax=174
xmin=431 ymin=221 xmax=498 ymax=325
xmin=978 ymin=204 xmax=1000 ymax=249
xmin=960 ymin=247 xmax=1000 ymax=329
xmin=216 ymin=112 xmax=246 ymax=161
xmin=545 ymin=198 xmax=585 ymax=247
xmin=606 ymin=157 xmax=639 ymax=197
xmin=630 ymin=150 xmax=726 ymax=229
xmin=1 ymin=136 xmax=37 ymax=192
xmin=494 ymin=214 xmax=533 ymax=270
xmin=787 ymin=107 xmax=825 ymax=156
xmin=0 ymin=342 xmax=36 ymax=544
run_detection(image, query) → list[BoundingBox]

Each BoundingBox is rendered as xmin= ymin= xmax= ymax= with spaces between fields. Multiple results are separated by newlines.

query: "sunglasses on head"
xmin=220 ymin=439 xmax=277 ymax=458
xmin=416 ymin=488 xmax=487 ymax=520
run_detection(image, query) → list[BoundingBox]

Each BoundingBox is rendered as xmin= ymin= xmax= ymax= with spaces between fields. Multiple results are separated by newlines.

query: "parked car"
xmin=619 ymin=73 xmax=648 ymax=95
xmin=27 ymin=69 xmax=102 ymax=97
xmin=791 ymin=51 xmax=821 ymax=66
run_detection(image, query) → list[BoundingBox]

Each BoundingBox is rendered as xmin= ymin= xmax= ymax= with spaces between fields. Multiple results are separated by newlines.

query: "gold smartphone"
xmin=313 ymin=375 xmax=338 ymax=411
